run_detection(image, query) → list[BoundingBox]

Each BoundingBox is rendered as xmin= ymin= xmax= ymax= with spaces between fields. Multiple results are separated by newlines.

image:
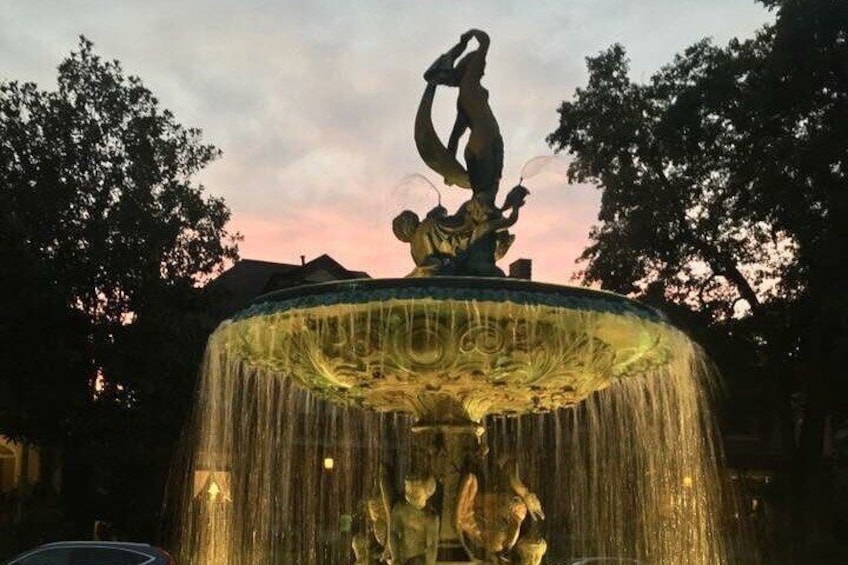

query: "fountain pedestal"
xmin=411 ymin=418 xmax=486 ymax=562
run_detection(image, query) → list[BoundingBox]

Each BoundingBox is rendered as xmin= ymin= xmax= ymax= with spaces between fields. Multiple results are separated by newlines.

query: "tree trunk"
xmin=790 ymin=287 xmax=839 ymax=563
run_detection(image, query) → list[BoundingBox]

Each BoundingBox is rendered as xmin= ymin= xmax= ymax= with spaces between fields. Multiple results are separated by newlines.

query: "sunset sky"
xmin=2 ymin=1 xmax=775 ymax=283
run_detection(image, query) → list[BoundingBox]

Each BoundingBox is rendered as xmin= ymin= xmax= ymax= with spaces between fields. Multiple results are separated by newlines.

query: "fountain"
xmin=176 ymin=30 xmax=734 ymax=564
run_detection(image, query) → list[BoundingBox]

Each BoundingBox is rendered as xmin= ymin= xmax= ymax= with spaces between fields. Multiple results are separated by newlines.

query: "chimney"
xmin=300 ymin=255 xmax=306 ymax=266
xmin=509 ymin=258 xmax=532 ymax=280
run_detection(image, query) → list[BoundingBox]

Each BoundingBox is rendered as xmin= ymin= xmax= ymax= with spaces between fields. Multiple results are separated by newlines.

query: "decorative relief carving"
xmin=213 ymin=296 xmax=688 ymax=422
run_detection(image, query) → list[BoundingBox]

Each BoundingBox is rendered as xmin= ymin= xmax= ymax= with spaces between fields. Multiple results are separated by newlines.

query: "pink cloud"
xmin=229 ymin=173 xmax=600 ymax=285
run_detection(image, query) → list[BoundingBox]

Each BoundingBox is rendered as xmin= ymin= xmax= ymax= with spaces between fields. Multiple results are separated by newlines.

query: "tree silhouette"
xmin=0 ymin=36 xmax=239 ymax=540
xmin=548 ymin=0 xmax=847 ymax=560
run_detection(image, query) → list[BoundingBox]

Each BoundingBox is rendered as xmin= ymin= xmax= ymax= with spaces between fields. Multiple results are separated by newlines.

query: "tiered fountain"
xmin=177 ymin=30 xmax=733 ymax=564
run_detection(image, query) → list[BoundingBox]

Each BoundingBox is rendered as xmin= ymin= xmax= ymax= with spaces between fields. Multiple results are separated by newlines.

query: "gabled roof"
xmin=262 ymin=254 xmax=368 ymax=293
xmin=207 ymin=259 xmax=299 ymax=314
xmin=207 ymin=255 xmax=369 ymax=317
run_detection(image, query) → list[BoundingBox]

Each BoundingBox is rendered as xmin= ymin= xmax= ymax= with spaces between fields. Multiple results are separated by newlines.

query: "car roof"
xmin=5 ymin=542 xmax=168 ymax=565
xmin=37 ymin=541 xmax=154 ymax=549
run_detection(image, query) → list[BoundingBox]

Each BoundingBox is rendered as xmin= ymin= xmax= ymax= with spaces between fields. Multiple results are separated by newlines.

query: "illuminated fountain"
xmin=177 ymin=30 xmax=733 ymax=564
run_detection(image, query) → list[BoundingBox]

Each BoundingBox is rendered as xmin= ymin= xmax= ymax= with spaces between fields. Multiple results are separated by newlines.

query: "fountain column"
xmin=410 ymin=422 xmax=486 ymax=561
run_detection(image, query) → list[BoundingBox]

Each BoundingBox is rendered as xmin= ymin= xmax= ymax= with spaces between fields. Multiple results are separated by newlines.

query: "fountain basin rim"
xmin=235 ymin=277 xmax=666 ymax=323
xmin=215 ymin=276 xmax=684 ymax=420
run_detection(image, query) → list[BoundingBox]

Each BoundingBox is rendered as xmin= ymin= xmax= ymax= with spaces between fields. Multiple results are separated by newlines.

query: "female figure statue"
xmin=405 ymin=29 xmax=529 ymax=277
xmin=416 ymin=29 xmax=503 ymax=211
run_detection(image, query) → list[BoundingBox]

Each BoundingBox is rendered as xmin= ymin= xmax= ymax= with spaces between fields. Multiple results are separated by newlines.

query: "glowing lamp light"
xmin=323 ymin=457 xmax=335 ymax=470
xmin=193 ymin=470 xmax=231 ymax=503
xmin=207 ymin=479 xmax=221 ymax=502
xmin=682 ymin=476 xmax=694 ymax=488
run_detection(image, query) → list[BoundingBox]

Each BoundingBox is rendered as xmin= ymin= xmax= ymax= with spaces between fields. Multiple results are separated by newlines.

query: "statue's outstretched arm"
xmin=459 ymin=30 xmax=490 ymax=85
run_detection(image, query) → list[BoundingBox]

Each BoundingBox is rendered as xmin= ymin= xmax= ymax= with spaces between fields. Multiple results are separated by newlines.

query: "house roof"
xmin=207 ymin=255 xmax=369 ymax=317
xmin=262 ymin=254 xmax=369 ymax=292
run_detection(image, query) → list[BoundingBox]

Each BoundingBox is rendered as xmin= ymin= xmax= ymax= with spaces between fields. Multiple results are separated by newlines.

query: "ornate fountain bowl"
xmin=211 ymin=278 xmax=690 ymax=422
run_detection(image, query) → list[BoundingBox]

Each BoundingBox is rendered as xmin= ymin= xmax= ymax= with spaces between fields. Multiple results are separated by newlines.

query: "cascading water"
xmin=174 ymin=279 xmax=739 ymax=564
xmin=489 ymin=350 xmax=731 ymax=563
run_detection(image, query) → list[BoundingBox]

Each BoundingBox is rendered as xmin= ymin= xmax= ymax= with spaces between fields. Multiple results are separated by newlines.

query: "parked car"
xmin=3 ymin=541 xmax=175 ymax=565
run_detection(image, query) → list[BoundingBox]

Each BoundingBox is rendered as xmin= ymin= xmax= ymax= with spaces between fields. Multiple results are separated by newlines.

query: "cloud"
xmin=2 ymin=0 xmax=774 ymax=284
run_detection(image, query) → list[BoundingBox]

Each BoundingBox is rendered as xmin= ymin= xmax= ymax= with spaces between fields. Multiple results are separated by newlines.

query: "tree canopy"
xmin=0 ymin=36 xmax=239 ymax=446
xmin=548 ymin=0 xmax=847 ymax=558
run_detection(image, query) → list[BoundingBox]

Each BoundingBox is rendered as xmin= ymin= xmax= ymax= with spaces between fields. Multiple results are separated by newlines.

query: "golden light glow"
xmin=207 ymin=479 xmax=221 ymax=501
xmin=183 ymin=288 xmax=730 ymax=562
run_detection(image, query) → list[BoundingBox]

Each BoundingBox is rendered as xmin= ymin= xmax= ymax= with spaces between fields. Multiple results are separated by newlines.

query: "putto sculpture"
xmin=456 ymin=455 xmax=545 ymax=563
xmin=396 ymin=29 xmax=529 ymax=277
xmin=380 ymin=470 xmax=440 ymax=565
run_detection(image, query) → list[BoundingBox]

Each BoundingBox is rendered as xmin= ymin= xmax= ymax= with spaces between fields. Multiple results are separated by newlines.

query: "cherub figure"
xmin=455 ymin=455 xmax=544 ymax=563
xmin=393 ymin=184 xmax=528 ymax=277
xmin=381 ymin=469 xmax=440 ymax=565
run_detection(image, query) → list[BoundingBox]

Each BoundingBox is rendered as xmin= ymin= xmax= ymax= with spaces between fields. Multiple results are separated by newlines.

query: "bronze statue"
xmin=454 ymin=456 xmax=545 ymax=563
xmin=380 ymin=470 xmax=440 ymax=565
xmin=392 ymin=205 xmax=463 ymax=277
xmin=393 ymin=184 xmax=527 ymax=277
xmin=417 ymin=29 xmax=503 ymax=209
xmin=402 ymin=29 xmax=528 ymax=277
xmin=362 ymin=28 xmax=549 ymax=564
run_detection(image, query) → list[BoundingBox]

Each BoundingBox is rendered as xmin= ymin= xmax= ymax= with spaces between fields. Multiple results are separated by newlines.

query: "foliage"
xmin=0 ymin=227 xmax=91 ymax=445
xmin=0 ymin=37 xmax=238 ymax=325
xmin=0 ymin=36 xmax=238 ymax=537
xmin=548 ymin=0 xmax=847 ymax=558
xmin=547 ymin=37 xmax=790 ymax=318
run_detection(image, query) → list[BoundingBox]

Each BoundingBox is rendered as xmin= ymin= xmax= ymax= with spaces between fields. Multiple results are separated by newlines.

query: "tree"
xmin=0 ymin=222 xmax=91 ymax=445
xmin=0 ymin=36 xmax=239 ymax=539
xmin=548 ymin=0 xmax=846 ymax=560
